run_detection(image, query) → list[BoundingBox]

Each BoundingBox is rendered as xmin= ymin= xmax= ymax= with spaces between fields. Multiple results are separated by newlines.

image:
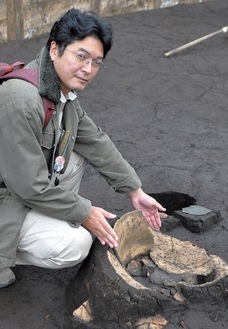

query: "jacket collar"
xmin=38 ymin=47 xmax=61 ymax=103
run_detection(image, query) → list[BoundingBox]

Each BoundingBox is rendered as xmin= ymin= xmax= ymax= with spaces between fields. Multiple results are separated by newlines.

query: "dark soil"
xmin=0 ymin=1 xmax=227 ymax=328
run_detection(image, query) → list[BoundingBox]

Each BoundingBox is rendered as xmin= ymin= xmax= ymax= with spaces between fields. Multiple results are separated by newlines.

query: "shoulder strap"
xmin=0 ymin=61 xmax=25 ymax=75
xmin=1 ymin=68 xmax=39 ymax=86
xmin=43 ymin=98 xmax=55 ymax=128
xmin=0 ymin=67 xmax=55 ymax=128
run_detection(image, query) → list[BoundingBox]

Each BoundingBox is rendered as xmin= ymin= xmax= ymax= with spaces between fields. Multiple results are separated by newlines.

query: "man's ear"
xmin=49 ymin=41 xmax=58 ymax=61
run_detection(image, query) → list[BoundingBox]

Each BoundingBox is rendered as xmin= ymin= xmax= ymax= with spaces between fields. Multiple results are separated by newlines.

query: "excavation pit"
xmin=148 ymin=191 xmax=196 ymax=215
xmin=148 ymin=191 xmax=221 ymax=233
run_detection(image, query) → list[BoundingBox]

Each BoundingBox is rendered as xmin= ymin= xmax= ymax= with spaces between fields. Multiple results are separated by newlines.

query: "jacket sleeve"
xmin=74 ymin=100 xmax=142 ymax=194
xmin=0 ymin=80 xmax=91 ymax=225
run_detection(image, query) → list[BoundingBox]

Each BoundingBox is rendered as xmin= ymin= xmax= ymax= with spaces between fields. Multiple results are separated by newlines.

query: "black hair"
xmin=46 ymin=8 xmax=113 ymax=58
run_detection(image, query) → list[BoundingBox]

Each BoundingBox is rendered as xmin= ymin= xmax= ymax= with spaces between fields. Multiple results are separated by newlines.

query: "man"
xmin=0 ymin=8 xmax=165 ymax=288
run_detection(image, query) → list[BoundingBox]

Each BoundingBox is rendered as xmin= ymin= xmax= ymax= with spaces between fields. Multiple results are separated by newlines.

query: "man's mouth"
xmin=76 ymin=75 xmax=89 ymax=83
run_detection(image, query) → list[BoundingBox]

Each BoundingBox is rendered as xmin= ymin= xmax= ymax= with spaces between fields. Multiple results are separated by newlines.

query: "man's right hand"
xmin=82 ymin=206 xmax=118 ymax=248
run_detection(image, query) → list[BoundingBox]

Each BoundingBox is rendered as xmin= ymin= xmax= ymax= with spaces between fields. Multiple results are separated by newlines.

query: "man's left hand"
xmin=128 ymin=188 xmax=166 ymax=230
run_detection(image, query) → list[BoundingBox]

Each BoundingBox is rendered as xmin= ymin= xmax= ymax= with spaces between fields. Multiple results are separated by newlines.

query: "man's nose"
xmin=82 ymin=59 xmax=92 ymax=72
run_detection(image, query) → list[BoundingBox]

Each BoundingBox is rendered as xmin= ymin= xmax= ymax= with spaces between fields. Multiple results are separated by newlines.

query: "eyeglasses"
xmin=64 ymin=48 xmax=107 ymax=72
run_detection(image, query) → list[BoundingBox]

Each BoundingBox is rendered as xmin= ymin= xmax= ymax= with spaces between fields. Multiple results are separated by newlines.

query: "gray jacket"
xmin=0 ymin=47 xmax=141 ymax=267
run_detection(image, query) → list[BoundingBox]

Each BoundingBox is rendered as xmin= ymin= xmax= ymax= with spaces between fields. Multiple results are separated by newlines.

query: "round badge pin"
xmin=54 ymin=156 xmax=65 ymax=172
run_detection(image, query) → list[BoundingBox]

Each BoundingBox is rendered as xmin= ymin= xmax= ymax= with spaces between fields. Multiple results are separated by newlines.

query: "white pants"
xmin=16 ymin=152 xmax=93 ymax=269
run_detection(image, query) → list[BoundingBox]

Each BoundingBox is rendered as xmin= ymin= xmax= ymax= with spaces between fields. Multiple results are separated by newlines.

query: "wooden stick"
xmin=164 ymin=26 xmax=228 ymax=58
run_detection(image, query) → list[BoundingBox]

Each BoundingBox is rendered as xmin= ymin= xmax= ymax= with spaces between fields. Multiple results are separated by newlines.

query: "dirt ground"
xmin=0 ymin=0 xmax=227 ymax=328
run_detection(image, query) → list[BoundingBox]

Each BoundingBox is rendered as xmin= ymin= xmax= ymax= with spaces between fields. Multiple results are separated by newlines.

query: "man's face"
xmin=50 ymin=36 xmax=104 ymax=94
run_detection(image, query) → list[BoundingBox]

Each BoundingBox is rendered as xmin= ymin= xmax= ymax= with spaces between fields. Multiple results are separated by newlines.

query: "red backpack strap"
xmin=43 ymin=98 xmax=55 ymax=128
xmin=0 ymin=67 xmax=55 ymax=128
xmin=0 ymin=61 xmax=25 ymax=75
xmin=0 ymin=68 xmax=39 ymax=86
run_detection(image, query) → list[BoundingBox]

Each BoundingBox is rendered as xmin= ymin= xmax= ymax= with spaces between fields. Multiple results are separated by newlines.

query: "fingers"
xmin=98 ymin=231 xmax=118 ymax=248
xmin=145 ymin=216 xmax=161 ymax=231
xmin=97 ymin=209 xmax=118 ymax=247
xmin=142 ymin=210 xmax=162 ymax=231
xmin=101 ymin=209 xmax=117 ymax=220
xmin=159 ymin=212 xmax=168 ymax=219
xmin=97 ymin=220 xmax=118 ymax=248
xmin=156 ymin=201 xmax=166 ymax=213
xmin=82 ymin=207 xmax=118 ymax=248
